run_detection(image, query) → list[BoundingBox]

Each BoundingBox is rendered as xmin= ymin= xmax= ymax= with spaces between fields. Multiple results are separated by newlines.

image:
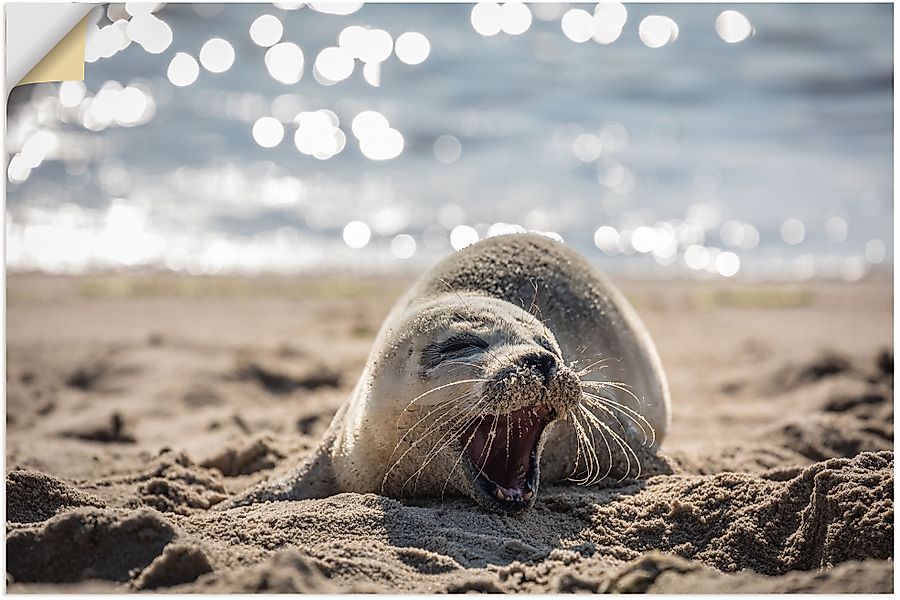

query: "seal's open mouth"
xmin=462 ymin=405 xmax=554 ymax=512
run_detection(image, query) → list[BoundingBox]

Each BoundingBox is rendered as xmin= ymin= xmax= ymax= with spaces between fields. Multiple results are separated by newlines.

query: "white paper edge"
xmin=5 ymin=2 xmax=93 ymax=93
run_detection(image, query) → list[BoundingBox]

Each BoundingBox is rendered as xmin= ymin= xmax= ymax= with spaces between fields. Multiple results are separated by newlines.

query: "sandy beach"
xmin=6 ymin=272 xmax=893 ymax=593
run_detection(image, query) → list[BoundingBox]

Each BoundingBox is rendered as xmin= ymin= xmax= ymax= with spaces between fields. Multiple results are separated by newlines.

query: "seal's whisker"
xmin=580 ymin=394 xmax=633 ymax=445
xmin=407 ymin=394 xmax=486 ymax=472
xmin=398 ymin=378 xmax=491 ymax=417
xmin=575 ymin=360 xmax=613 ymax=377
xmin=406 ymin=395 xmax=492 ymax=494
xmin=569 ymin=410 xmax=598 ymax=484
xmin=383 ymin=390 xmax=479 ymax=492
xmin=438 ymin=398 xmax=496 ymax=499
xmin=579 ymin=378 xmax=649 ymax=412
xmin=579 ymin=389 xmax=656 ymax=447
xmin=388 ymin=390 xmax=483 ymax=485
xmin=568 ymin=409 xmax=609 ymax=485
xmin=578 ymin=406 xmax=630 ymax=483
xmin=578 ymin=406 xmax=642 ymax=482
xmin=566 ymin=412 xmax=592 ymax=483
xmin=415 ymin=402 xmax=488 ymax=481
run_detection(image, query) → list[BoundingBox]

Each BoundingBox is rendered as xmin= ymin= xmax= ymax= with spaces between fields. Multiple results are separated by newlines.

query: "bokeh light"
xmin=199 ymin=38 xmax=235 ymax=73
xmin=250 ymin=14 xmax=283 ymax=47
xmin=126 ymin=12 xmax=173 ymax=54
xmin=573 ymin=133 xmax=603 ymax=162
xmin=309 ymin=2 xmax=363 ymax=16
xmin=363 ymin=62 xmax=381 ymax=86
xmin=358 ymin=29 xmax=393 ymax=64
xmin=593 ymin=226 xmax=619 ymax=255
xmin=265 ymin=42 xmax=305 ymax=84
xmin=500 ymin=2 xmax=532 ymax=35
xmin=825 ymin=215 xmax=848 ymax=243
xmin=314 ymin=47 xmax=355 ymax=84
xmin=639 ymin=15 xmax=679 ymax=48
xmin=352 ymin=111 xmax=404 ymax=160
xmin=394 ymin=32 xmax=431 ymax=65
xmin=252 ymin=116 xmax=284 ymax=148
xmin=780 ymin=218 xmax=805 ymax=245
xmin=391 ymin=234 xmax=417 ymax=259
xmin=561 ymin=9 xmax=594 ymax=43
xmin=865 ymin=239 xmax=886 ymax=263
xmin=167 ymin=53 xmax=200 ymax=87
xmin=592 ymin=2 xmax=627 ymax=44
xmin=471 ymin=3 xmax=503 ymax=37
xmin=343 ymin=220 xmax=371 ymax=248
xmin=715 ymin=251 xmax=741 ymax=277
xmin=716 ymin=10 xmax=754 ymax=44
xmin=294 ymin=110 xmax=346 ymax=159
xmin=433 ymin=135 xmax=462 ymax=164
xmin=450 ymin=225 xmax=479 ymax=250
xmin=58 ymin=81 xmax=86 ymax=107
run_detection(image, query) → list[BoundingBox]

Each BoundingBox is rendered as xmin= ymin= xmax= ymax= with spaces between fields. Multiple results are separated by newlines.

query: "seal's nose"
xmin=521 ymin=353 xmax=558 ymax=387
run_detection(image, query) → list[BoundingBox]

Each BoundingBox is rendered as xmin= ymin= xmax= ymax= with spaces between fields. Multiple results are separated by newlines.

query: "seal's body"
xmin=225 ymin=234 xmax=670 ymax=514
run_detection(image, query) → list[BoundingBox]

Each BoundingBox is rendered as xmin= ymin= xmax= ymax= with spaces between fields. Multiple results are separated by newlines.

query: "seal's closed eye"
xmin=422 ymin=333 xmax=488 ymax=368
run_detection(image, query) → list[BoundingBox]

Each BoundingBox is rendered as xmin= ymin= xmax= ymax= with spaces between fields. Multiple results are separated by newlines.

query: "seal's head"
xmin=370 ymin=293 xmax=582 ymax=515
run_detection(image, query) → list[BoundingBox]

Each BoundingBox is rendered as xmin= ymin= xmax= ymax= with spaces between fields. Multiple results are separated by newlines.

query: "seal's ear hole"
xmin=408 ymin=346 xmax=413 ymax=356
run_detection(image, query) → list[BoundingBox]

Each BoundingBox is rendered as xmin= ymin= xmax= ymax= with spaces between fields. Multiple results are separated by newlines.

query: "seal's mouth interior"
xmin=462 ymin=405 xmax=553 ymax=507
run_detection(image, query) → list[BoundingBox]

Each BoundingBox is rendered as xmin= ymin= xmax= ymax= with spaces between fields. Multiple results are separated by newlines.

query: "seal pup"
xmin=222 ymin=233 xmax=670 ymax=514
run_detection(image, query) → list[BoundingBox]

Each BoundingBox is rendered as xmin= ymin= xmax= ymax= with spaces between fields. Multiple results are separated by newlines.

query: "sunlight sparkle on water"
xmin=500 ymin=3 xmax=532 ymax=35
xmin=59 ymin=81 xmax=86 ymax=108
xmin=252 ymin=117 xmax=284 ymax=148
xmin=487 ymin=223 xmax=526 ymax=237
xmin=434 ymin=135 xmax=462 ymax=164
xmin=573 ymin=133 xmax=603 ymax=162
xmin=450 ymin=225 xmax=479 ymax=250
xmin=593 ymin=226 xmax=619 ymax=255
xmin=395 ymin=32 xmax=431 ymax=65
xmin=309 ymin=2 xmax=363 ymax=16
xmin=716 ymin=10 xmax=753 ymax=44
xmin=592 ymin=2 xmax=627 ymax=44
xmin=199 ymin=38 xmax=235 ymax=73
xmin=639 ymin=15 xmax=679 ymax=48
xmin=266 ymin=43 xmax=305 ymax=84
xmin=352 ymin=111 xmax=403 ymax=160
xmin=780 ymin=219 xmax=805 ymax=245
xmin=167 ymin=53 xmax=200 ymax=86
xmin=338 ymin=25 xmax=368 ymax=59
xmin=359 ymin=29 xmax=393 ymax=64
xmin=391 ymin=234 xmax=417 ymax=259
xmin=314 ymin=47 xmax=355 ymax=84
xmin=825 ymin=215 xmax=848 ymax=243
xmin=294 ymin=110 xmax=345 ymax=159
xmin=127 ymin=12 xmax=172 ymax=54
xmin=471 ymin=3 xmax=503 ymax=36
xmin=561 ymin=9 xmax=594 ymax=43
xmin=343 ymin=220 xmax=371 ymax=249
xmin=865 ymin=239 xmax=886 ymax=264
xmin=250 ymin=15 xmax=283 ymax=47
xmin=715 ymin=251 xmax=741 ymax=277
xmin=363 ymin=62 xmax=381 ymax=86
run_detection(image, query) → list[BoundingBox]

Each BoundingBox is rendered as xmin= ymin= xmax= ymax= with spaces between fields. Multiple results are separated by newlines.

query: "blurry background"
xmin=5 ymin=2 xmax=893 ymax=281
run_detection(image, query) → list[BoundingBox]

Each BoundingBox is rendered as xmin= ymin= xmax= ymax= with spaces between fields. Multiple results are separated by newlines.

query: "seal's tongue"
xmin=464 ymin=405 xmax=550 ymax=501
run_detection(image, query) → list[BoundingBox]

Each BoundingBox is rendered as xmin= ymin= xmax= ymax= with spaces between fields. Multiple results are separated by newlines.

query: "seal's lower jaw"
xmin=461 ymin=405 xmax=554 ymax=515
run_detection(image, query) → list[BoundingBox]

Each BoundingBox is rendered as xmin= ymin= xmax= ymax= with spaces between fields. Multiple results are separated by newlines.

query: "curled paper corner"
xmin=6 ymin=3 xmax=93 ymax=93
xmin=18 ymin=13 xmax=91 ymax=87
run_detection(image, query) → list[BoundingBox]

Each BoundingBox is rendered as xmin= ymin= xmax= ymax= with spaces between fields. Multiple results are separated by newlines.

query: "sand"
xmin=5 ymin=273 xmax=893 ymax=593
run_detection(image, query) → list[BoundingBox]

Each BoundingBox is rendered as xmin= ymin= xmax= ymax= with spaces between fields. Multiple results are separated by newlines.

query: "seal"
xmin=222 ymin=233 xmax=670 ymax=515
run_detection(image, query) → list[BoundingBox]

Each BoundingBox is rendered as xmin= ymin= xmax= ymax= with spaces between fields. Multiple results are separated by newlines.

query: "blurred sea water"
xmin=5 ymin=3 xmax=893 ymax=280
